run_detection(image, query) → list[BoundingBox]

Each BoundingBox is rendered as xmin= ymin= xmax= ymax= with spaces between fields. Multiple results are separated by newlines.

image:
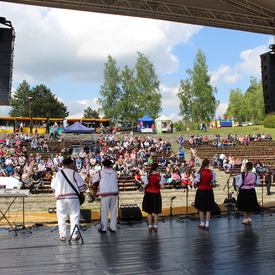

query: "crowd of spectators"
xmin=186 ymin=133 xmax=272 ymax=148
xmin=70 ymin=134 xmax=198 ymax=192
xmin=0 ymin=133 xmax=63 ymax=193
xmin=1 ymin=131 xmax=274 ymax=196
xmin=212 ymin=151 xmax=274 ymax=176
xmin=0 ymin=133 xmax=198 ymax=194
xmin=210 ymin=133 xmax=272 ymax=147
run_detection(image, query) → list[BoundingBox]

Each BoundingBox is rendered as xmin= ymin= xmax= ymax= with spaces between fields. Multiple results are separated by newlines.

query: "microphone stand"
xmin=169 ymin=196 xmax=176 ymax=217
xmin=223 ymin=173 xmax=232 ymax=217
xmin=178 ymin=187 xmax=190 ymax=222
xmin=185 ymin=187 xmax=189 ymax=219
xmin=260 ymin=172 xmax=270 ymax=216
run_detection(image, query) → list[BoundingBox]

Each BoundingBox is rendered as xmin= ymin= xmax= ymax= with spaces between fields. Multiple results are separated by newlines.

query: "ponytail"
xmin=198 ymin=158 xmax=210 ymax=174
xmin=149 ymin=163 xmax=158 ymax=175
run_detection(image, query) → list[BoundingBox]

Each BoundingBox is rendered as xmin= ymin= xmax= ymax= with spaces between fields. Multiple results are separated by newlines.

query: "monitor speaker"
xmin=0 ymin=27 xmax=15 ymax=106
xmin=211 ymin=202 xmax=221 ymax=216
xmin=261 ymin=51 xmax=275 ymax=114
xmin=80 ymin=209 xmax=91 ymax=223
xmin=118 ymin=205 xmax=143 ymax=221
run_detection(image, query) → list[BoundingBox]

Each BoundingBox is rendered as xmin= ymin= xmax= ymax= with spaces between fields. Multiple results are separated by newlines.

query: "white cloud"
xmin=210 ymin=65 xmax=242 ymax=86
xmin=0 ymin=2 xmax=203 ymax=118
xmin=216 ymin=102 xmax=228 ymax=117
xmin=210 ymin=44 xmax=268 ymax=87
xmin=1 ymin=3 xmax=202 ymax=85
xmin=0 ymin=106 xmax=12 ymax=117
xmin=160 ymin=83 xmax=180 ymax=109
xmin=65 ymin=98 xmax=99 ymax=118
xmin=169 ymin=113 xmax=183 ymax=123
xmin=236 ymin=45 xmax=268 ymax=76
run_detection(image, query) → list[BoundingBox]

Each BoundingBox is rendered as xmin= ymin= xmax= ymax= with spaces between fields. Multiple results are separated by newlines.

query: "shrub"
xmin=263 ymin=115 xmax=275 ymax=128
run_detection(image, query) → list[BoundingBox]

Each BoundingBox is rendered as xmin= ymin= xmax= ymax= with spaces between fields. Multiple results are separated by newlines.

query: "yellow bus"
xmin=0 ymin=117 xmax=110 ymax=134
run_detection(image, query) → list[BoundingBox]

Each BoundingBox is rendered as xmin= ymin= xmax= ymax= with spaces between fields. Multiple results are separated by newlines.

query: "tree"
xmin=9 ymin=80 xmax=32 ymax=117
xmin=244 ymin=77 xmax=265 ymax=122
xmin=97 ymin=55 xmax=121 ymax=121
xmin=173 ymin=121 xmax=185 ymax=131
xmin=97 ymin=52 xmax=162 ymax=122
xmin=134 ymin=52 xmax=162 ymax=119
xmin=224 ymin=88 xmax=245 ymax=122
xmin=117 ymin=65 xmax=138 ymax=121
xmin=83 ymin=107 xmax=100 ymax=119
xmin=224 ymin=77 xmax=266 ymax=123
xmin=9 ymin=81 xmax=69 ymax=118
xmin=178 ymin=78 xmax=193 ymax=124
xmin=177 ymin=49 xmax=219 ymax=128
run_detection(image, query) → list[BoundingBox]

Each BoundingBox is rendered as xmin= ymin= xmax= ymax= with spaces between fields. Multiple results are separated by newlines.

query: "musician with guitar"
xmin=51 ymin=157 xmax=86 ymax=241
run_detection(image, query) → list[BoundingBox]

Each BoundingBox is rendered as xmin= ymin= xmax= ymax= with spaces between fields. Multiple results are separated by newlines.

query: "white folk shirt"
xmin=92 ymin=168 xmax=118 ymax=196
xmin=51 ymin=168 xmax=86 ymax=200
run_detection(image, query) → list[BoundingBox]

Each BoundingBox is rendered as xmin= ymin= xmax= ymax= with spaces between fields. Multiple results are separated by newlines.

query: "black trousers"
xmin=266 ymin=181 xmax=271 ymax=195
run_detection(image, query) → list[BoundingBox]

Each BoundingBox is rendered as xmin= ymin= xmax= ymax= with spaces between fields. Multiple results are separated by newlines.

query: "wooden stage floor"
xmin=0 ymin=213 xmax=275 ymax=275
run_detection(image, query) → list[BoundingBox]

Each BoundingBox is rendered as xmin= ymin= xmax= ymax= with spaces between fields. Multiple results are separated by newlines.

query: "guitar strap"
xmin=61 ymin=170 xmax=82 ymax=200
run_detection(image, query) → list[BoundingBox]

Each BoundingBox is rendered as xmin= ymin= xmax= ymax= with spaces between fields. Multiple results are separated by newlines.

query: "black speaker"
xmin=261 ymin=51 xmax=275 ymax=114
xmin=118 ymin=205 xmax=143 ymax=221
xmin=211 ymin=202 xmax=221 ymax=216
xmin=80 ymin=209 xmax=91 ymax=223
xmin=0 ymin=26 xmax=15 ymax=106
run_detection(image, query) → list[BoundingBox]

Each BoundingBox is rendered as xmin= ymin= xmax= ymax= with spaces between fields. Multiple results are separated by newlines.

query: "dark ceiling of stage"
xmin=2 ymin=0 xmax=275 ymax=35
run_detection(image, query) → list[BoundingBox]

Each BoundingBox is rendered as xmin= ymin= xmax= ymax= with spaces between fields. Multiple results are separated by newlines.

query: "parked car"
xmin=235 ymin=122 xmax=252 ymax=127
xmin=241 ymin=122 xmax=253 ymax=126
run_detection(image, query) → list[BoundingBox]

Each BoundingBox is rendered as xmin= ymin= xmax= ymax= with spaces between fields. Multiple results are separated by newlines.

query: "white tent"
xmin=155 ymin=115 xmax=172 ymax=134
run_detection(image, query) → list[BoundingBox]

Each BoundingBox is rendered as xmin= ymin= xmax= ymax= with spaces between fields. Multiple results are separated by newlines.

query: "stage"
xmin=1 ymin=213 xmax=275 ymax=274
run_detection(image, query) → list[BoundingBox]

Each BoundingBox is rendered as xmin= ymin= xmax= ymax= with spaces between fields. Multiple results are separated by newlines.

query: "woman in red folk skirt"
xmin=194 ymin=158 xmax=216 ymax=230
xmin=142 ymin=163 xmax=165 ymax=232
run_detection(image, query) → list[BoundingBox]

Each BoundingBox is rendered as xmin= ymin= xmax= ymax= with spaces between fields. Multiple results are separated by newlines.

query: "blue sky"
xmin=0 ymin=2 xmax=272 ymax=121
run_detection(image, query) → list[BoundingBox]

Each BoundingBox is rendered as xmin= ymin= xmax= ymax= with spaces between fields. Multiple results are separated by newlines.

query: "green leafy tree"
xmin=224 ymin=77 xmax=266 ymax=123
xmin=177 ymin=49 xmax=219 ymax=129
xmin=178 ymin=78 xmax=193 ymax=124
xmin=9 ymin=81 xmax=69 ymax=118
xmin=244 ymin=77 xmax=265 ymax=122
xmin=97 ymin=55 xmax=121 ymax=121
xmin=9 ymin=80 xmax=32 ymax=117
xmin=83 ymin=107 xmax=100 ymax=119
xmin=118 ymin=65 xmax=138 ymax=121
xmin=134 ymin=52 xmax=162 ymax=119
xmin=173 ymin=121 xmax=185 ymax=131
xmin=224 ymin=88 xmax=245 ymax=123
xmin=98 ymin=52 xmax=162 ymax=122
xmin=264 ymin=115 xmax=275 ymax=128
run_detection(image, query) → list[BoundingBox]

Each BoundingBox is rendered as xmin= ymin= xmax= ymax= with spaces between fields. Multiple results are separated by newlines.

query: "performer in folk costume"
xmin=194 ymin=158 xmax=216 ymax=230
xmin=51 ymin=157 xmax=86 ymax=241
xmin=237 ymin=162 xmax=260 ymax=225
xmin=92 ymin=159 xmax=118 ymax=233
xmin=142 ymin=163 xmax=165 ymax=232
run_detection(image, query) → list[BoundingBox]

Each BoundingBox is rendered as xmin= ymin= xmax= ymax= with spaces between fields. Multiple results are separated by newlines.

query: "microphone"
xmin=171 ymin=196 xmax=176 ymax=201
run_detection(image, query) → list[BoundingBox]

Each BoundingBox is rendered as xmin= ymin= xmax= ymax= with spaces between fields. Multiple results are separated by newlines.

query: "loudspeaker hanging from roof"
xmin=0 ymin=17 xmax=15 ymax=106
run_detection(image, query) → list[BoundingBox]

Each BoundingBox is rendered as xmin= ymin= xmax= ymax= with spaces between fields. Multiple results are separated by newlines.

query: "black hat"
xmin=63 ymin=158 xmax=74 ymax=165
xmin=102 ymin=159 xmax=112 ymax=167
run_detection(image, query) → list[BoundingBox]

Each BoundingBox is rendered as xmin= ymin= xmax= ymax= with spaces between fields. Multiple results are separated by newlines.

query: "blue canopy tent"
xmin=138 ymin=115 xmax=154 ymax=133
xmin=63 ymin=122 xmax=95 ymax=133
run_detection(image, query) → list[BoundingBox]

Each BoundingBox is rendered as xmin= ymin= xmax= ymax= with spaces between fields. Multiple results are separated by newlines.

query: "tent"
xmin=63 ymin=122 xmax=95 ymax=133
xmin=138 ymin=115 xmax=154 ymax=133
xmin=155 ymin=115 xmax=172 ymax=134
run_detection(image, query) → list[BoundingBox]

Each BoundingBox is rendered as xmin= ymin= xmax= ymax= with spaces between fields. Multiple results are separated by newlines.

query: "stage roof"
xmin=2 ymin=0 xmax=275 ymax=35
